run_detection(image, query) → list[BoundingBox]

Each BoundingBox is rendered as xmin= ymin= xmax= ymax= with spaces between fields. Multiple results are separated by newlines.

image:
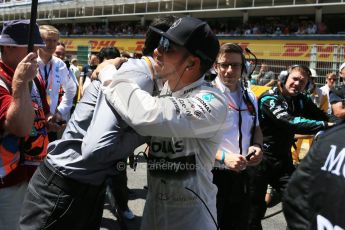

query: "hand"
xmin=13 ymin=52 xmax=38 ymax=83
xmin=224 ymin=153 xmax=247 ymax=172
xmin=91 ymin=57 xmax=128 ymax=80
xmin=46 ymin=112 xmax=66 ymax=132
xmin=246 ymin=145 xmax=263 ymax=166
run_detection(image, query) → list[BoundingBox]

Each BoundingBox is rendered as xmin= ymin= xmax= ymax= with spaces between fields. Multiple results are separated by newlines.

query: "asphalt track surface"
xmin=100 ymin=146 xmax=287 ymax=230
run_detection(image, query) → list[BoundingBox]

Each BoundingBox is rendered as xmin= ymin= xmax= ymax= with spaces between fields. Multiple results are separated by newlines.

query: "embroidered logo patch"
xmin=201 ymin=93 xmax=215 ymax=102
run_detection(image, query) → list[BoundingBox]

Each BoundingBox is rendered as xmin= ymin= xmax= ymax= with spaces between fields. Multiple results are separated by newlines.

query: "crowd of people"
xmin=50 ymin=17 xmax=334 ymax=36
xmin=0 ymin=15 xmax=345 ymax=230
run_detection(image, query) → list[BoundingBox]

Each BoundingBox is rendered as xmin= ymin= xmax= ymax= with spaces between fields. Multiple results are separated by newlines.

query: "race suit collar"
xmin=161 ymin=75 xmax=205 ymax=97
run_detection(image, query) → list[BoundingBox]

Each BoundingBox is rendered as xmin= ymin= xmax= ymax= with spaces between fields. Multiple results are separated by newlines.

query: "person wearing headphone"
xmin=212 ymin=43 xmax=263 ymax=230
xmin=248 ymin=65 xmax=334 ymax=230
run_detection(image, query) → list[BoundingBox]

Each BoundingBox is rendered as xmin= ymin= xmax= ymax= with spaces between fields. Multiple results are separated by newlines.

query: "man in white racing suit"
xmin=103 ymin=17 xmax=227 ymax=230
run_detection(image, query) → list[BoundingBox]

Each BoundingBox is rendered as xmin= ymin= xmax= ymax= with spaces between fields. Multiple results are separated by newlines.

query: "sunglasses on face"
xmin=158 ymin=37 xmax=176 ymax=53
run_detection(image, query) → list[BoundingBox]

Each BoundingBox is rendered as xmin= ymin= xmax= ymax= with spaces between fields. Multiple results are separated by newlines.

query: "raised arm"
xmin=103 ymin=78 xmax=228 ymax=138
xmin=3 ymin=53 xmax=38 ymax=136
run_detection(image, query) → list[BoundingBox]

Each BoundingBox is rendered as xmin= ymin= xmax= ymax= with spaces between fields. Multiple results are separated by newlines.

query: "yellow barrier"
xmin=292 ymin=135 xmax=314 ymax=164
xmin=250 ymin=85 xmax=271 ymax=98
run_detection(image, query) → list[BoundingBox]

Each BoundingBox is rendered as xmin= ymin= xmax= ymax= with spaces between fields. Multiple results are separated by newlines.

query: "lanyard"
xmin=225 ymin=90 xmax=245 ymax=155
xmin=38 ymin=62 xmax=53 ymax=93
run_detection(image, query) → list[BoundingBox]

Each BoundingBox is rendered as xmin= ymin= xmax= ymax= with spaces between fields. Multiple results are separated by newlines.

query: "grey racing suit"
xmin=103 ymin=76 xmax=228 ymax=230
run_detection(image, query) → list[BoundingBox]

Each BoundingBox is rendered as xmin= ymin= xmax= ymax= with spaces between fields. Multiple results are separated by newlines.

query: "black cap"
xmin=150 ymin=17 xmax=219 ymax=65
xmin=0 ymin=20 xmax=45 ymax=47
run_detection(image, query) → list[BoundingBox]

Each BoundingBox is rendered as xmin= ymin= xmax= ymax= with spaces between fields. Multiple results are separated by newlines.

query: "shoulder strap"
xmin=33 ymin=76 xmax=50 ymax=115
xmin=142 ymin=56 xmax=154 ymax=76
xmin=142 ymin=56 xmax=160 ymax=95
xmin=242 ymin=89 xmax=257 ymax=145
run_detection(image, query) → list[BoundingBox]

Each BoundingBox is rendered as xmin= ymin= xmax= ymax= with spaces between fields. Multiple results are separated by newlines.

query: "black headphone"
xmin=279 ymin=64 xmax=312 ymax=91
xmin=227 ymin=43 xmax=248 ymax=75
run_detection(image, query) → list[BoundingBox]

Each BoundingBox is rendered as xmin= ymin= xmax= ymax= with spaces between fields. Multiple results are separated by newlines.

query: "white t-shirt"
xmin=320 ymin=84 xmax=332 ymax=114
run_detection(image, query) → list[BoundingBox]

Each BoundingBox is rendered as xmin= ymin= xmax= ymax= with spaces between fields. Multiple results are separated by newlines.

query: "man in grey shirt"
xmin=19 ymin=16 xmax=176 ymax=230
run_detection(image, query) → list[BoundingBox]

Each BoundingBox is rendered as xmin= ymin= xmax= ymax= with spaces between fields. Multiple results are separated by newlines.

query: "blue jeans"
xmin=19 ymin=161 xmax=105 ymax=230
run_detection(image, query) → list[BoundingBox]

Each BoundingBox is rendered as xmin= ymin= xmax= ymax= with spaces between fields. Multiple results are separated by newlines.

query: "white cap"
xmin=309 ymin=68 xmax=317 ymax=78
xmin=339 ymin=63 xmax=345 ymax=72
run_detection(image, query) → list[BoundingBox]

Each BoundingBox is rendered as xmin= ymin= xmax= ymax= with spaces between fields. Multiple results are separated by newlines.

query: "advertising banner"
xmin=60 ymin=37 xmax=345 ymax=62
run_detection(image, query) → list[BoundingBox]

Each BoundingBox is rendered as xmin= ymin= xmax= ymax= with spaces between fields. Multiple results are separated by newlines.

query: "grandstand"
xmin=1 ymin=0 xmax=345 ymax=25
xmin=1 ymin=0 xmax=345 ymax=84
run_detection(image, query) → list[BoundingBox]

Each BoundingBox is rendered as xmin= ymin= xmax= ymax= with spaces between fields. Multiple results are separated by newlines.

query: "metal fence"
xmin=246 ymin=44 xmax=345 ymax=86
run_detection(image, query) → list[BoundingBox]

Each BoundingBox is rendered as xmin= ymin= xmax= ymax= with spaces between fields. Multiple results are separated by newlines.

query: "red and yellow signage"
xmin=60 ymin=38 xmax=145 ymax=53
xmin=60 ymin=37 xmax=345 ymax=62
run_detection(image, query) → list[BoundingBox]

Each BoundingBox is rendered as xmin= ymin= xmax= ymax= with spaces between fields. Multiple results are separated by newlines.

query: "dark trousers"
xmin=248 ymin=155 xmax=295 ymax=230
xmin=212 ymin=169 xmax=252 ymax=230
xmin=110 ymin=160 xmax=129 ymax=212
xmin=19 ymin=161 xmax=105 ymax=230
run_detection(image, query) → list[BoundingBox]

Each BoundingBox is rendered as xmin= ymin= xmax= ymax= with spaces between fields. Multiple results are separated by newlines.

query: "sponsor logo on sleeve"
xmin=201 ymin=93 xmax=215 ymax=102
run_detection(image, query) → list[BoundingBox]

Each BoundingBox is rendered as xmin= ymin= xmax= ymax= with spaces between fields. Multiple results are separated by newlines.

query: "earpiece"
xmin=185 ymin=61 xmax=195 ymax=71
xmin=187 ymin=61 xmax=195 ymax=68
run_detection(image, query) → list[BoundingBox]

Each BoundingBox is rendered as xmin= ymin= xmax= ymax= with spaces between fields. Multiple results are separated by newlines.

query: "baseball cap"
xmin=0 ymin=20 xmax=45 ymax=47
xmin=149 ymin=17 xmax=220 ymax=65
xmin=339 ymin=63 xmax=345 ymax=72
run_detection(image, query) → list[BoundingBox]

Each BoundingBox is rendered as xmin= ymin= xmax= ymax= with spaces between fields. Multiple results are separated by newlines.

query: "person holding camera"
xmin=249 ymin=65 xmax=334 ymax=230
xmin=212 ymin=43 xmax=263 ymax=230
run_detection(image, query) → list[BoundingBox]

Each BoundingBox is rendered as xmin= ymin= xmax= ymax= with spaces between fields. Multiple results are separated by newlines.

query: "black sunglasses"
xmin=158 ymin=37 xmax=175 ymax=53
